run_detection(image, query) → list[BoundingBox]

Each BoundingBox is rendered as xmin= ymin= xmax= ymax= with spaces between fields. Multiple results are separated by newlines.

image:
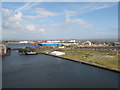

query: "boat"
xmin=26 ymin=52 xmax=37 ymax=55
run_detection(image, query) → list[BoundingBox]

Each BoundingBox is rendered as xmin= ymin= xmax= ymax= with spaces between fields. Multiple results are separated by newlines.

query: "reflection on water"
xmin=2 ymin=44 xmax=119 ymax=88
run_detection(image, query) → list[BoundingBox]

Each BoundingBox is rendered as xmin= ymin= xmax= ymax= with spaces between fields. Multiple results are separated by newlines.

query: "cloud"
xmin=62 ymin=3 xmax=116 ymax=17
xmin=23 ymin=8 xmax=58 ymax=19
xmin=8 ymin=12 xmax=23 ymax=22
xmin=65 ymin=10 xmax=77 ymax=17
xmin=23 ymin=15 xmax=39 ymax=19
xmin=70 ymin=18 xmax=94 ymax=28
xmin=9 ymin=3 xmax=114 ymax=21
xmin=2 ymin=2 xmax=117 ymax=40
xmin=49 ymin=14 xmax=94 ymax=30
xmin=65 ymin=10 xmax=77 ymax=22
xmin=2 ymin=8 xmax=24 ymax=31
xmin=2 ymin=8 xmax=45 ymax=33
xmin=74 ymin=3 xmax=115 ymax=15
xmin=37 ymin=8 xmax=58 ymax=18
xmin=64 ymin=9 xmax=94 ymax=28
xmin=26 ymin=24 xmax=36 ymax=31
xmin=50 ymin=24 xmax=61 ymax=26
xmin=8 ymin=2 xmax=57 ymax=19
xmin=65 ymin=12 xmax=94 ymax=28
xmin=39 ymin=28 xmax=45 ymax=32
xmin=65 ymin=14 xmax=71 ymax=23
xmin=94 ymin=5 xmax=110 ymax=10
xmin=2 ymin=8 xmax=12 ymax=18
xmin=13 ymin=2 xmax=39 ymax=13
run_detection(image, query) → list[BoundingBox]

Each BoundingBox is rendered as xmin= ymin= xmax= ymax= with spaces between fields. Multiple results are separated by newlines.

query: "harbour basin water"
xmin=2 ymin=44 xmax=119 ymax=88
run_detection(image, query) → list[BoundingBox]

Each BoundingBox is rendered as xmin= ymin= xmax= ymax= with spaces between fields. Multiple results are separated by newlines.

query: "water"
xmin=78 ymin=47 xmax=120 ymax=49
xmin=6 ymin=43 xmax=36 ymax=49
xmin=2 ymin=44 xmax=119 ymax=88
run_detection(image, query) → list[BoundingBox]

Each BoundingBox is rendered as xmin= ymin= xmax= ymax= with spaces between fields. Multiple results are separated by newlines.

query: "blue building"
xmin=38 ymin=43 xmax=60 ymax=46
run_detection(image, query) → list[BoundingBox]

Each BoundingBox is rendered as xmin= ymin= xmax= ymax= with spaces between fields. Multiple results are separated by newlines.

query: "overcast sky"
xmin=2 ymin=2 xmax=118 ymax=40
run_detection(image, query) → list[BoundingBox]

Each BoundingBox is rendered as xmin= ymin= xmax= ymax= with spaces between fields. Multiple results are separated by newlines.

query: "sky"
xmin=2 ymin=2 xmax=118 ymax=40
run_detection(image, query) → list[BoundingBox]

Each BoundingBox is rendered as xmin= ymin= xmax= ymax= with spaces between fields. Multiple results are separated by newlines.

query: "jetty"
xmin=18 ymin=48 xmax=37 ymax=55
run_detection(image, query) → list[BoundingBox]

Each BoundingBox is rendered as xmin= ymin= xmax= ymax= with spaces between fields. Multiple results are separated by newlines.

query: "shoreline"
xmin=40 ymin=53 xmax=120 ymax=73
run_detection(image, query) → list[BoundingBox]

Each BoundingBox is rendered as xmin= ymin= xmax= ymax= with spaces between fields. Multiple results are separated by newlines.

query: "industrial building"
xmin=19 ymin=41 xmax=28 ymax=44
xmin=38 ymin=43 xmax=60 ymax=46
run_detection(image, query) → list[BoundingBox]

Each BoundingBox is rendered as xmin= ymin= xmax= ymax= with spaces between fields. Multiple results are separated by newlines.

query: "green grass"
xmin=61 ymin=49 xmax=119 ymax=71
xmin=32 ymin=47 xmax=119 ymax=71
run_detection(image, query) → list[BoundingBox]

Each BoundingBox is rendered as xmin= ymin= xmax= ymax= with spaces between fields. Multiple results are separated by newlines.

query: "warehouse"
xmin=38 ymin=43 xmax=60 ymax=46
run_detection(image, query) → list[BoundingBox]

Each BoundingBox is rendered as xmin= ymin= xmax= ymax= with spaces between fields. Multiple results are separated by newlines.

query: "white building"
xmin=84 ymin=41 xmax=92 ymax=46
xmin=46 ymin=41 xmax=52 ymax=43
xmin=51 ymin=51 xmax=65 ymax=55
xmin=69 ymin=40 xmax=76 ymax=42
xmin=19 ymin=41 xmax=28 ymax=44
xmin=47 ymin=40 xmax=61 ymax=43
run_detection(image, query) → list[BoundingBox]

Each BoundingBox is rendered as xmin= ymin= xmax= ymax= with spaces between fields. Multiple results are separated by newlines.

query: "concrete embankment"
xmin=41 ymin=53 xmax=120 ymax=73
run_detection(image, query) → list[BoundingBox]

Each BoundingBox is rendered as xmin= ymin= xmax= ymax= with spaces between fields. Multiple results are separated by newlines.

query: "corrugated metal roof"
xmin=38 ymin=43 xmax=60 ymax=46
